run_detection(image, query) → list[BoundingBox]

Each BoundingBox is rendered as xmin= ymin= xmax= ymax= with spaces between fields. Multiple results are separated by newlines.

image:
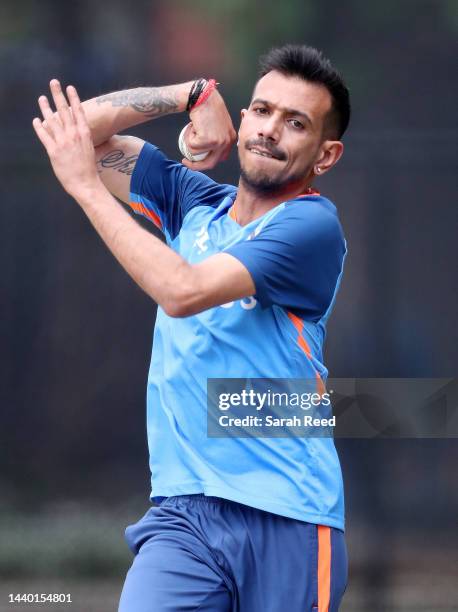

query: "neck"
xmin=232 ymin=177 xmax=315 ymax=226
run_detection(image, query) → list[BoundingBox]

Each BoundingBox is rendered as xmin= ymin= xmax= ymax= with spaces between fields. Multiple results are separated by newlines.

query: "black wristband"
xmin=186 ymin=78 xmax=207 ymax=112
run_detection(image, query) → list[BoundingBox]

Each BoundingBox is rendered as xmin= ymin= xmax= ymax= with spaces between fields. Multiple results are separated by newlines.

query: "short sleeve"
xmin=225 ymin=200 xmax=346 ymax=321
xmin=129 ymin=142 xmax=235 ymax=240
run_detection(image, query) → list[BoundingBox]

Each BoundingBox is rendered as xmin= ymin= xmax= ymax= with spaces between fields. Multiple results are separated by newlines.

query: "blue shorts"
xmin=119 ymin=495 xmax=347 ymax=612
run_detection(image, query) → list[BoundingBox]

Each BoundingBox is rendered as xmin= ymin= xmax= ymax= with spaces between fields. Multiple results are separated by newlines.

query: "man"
xmin=34 ymin=44 xmax=350 ymax=611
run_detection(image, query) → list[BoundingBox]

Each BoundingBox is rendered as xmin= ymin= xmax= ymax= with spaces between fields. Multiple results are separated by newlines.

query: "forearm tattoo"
xmin=95 ymin=88 xmax=178 ymax=117
xmin=97 ymin=150 xmax=139 ymax=176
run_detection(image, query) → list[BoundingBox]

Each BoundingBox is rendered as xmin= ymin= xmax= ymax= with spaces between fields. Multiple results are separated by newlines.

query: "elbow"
xmin=162 ymin=299 xmax=194 ymax=318
xmin=160 ymin=264 xmax=203 ymax=318
xmin=95 ymin=134 xmax=118 ymax=150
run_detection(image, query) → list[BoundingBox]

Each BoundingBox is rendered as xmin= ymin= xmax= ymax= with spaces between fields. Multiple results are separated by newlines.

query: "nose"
xmin=258 ymin=113 xmax=282 ymax=142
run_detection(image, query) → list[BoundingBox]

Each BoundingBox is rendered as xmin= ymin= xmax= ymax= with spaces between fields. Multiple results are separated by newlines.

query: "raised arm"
xmin=78 ymin=81 xmax=236 ymax=204
xmin=84 ymin=81 xmax=236 ymax=167
xmin=33 ymin=82 xmax=253 ymax=317
xmin=84 ymin=84 xmax=191 ymax=147
xmin=87 ymin=85 xmax=188 ymax=203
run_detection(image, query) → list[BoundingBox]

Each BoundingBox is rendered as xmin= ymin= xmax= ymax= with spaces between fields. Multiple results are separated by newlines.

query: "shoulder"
xmin=264 ymin=195 xmax=345 ymax=246
xmin=285 ymin=194 xmax=340 ymax=223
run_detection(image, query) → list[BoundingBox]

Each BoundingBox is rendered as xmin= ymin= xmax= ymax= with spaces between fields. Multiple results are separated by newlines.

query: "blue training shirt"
xmin=129 ymin=142 xmax=347 ymax=530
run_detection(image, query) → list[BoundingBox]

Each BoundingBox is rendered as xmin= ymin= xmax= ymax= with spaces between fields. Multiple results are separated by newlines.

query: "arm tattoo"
xmin=95 ymin=87 xmax=178 ymax=117
xmin=97 ymin=150 xmax=139 ymax=176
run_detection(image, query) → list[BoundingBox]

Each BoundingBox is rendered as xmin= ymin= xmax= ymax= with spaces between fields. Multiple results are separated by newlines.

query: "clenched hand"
xmin=183 ymin=87 xmax=237 ymax=171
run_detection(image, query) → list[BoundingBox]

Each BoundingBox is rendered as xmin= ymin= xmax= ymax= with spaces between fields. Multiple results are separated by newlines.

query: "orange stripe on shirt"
xmin=298 ymin=335 xmax=312 ymax=359
xmin=317 ymin=525 xmax=332 ymax=612
xmin=287 ymin=311 xmax=326 ymax=396
xmin=315 ymin=372 xmax=326 ymax=396
xmin=129 ymin=201 xmax=163 ymax=230
xmin=287 ymin=311 xmax=304 ymax=335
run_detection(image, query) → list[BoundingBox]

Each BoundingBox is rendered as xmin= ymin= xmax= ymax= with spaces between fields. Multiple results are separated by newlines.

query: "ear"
xmin=313 ymin=141 xmax=344 ymax=176
xmin=240 ymin=108 xmax=247 ymax=120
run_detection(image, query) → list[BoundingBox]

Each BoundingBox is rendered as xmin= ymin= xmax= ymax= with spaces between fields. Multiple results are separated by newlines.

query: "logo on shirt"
xmin=247 ymin=226 xmax=262 ymax=241
xmin=221 ymin=297 xmax=258 ymax=310
xmin=193 ymin=225 xmax=210 ymax=254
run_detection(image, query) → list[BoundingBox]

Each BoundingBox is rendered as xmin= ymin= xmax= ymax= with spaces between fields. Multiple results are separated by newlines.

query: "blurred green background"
xmin=1 ymin=1 xmax=457 ymax=610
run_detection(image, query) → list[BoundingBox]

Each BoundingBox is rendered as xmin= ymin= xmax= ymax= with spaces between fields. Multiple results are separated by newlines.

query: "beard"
xmin=239 ymin=160 xmax=310 ymax=196
xmin=240 ymin=165 xmax=289 ymax=195
xmin=239 ymin=139 xmax=312 ymax=196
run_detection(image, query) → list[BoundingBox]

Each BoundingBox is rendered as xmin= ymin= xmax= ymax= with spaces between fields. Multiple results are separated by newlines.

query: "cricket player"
xmin=34 ymin=44 xmax=350 ymax=611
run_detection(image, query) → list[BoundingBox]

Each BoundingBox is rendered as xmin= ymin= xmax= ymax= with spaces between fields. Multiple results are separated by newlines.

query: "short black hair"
xmin=258 ymin=44 xmax=351 ymax=139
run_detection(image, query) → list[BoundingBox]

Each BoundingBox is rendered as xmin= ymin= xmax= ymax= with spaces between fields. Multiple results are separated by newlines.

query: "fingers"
xmin=38 ymin=94 xmax=63 ymax=139
xmin=34 ymin=81 xmax=92 ymax=149
xmin=32 ymin=117 xmax=55 ymax=151
xmin=187 ymin=131 xmax=218 ymax=152
xmin=42 ymin=119 xmax=55 ymax=139
xmin=66 ymin=85 xmax=88 ymax=132
xmin=50 ymin=79 xmax=73 ymax=128
xmin=186 ymin=128 xmax=235 ymax=169
xmin=181 ymin=149 xmax=220 ymax=171
xmin=181 ymin=135 xmax=235 ymax=170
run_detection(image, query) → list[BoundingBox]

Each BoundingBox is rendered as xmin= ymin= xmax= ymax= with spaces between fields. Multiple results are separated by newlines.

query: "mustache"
xmin=245 ymin=138 xmax=286 ymax=161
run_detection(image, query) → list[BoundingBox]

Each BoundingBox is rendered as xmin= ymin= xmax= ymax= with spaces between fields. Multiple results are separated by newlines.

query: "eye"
xmin=253 ymin=106 xmax=268 ymax=115
xmin=288 ymin=119 xmax=304 ymax=130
